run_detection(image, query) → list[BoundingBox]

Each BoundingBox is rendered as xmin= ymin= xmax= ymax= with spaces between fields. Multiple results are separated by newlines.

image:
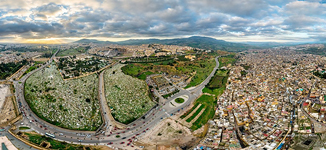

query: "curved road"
xmin=12 ymin=54 xmax=220 ymax=149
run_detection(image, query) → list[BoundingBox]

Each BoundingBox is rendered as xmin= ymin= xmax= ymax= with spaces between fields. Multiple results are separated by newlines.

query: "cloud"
xmin=283 ymin=1 xmax=326 ymax=16
xmin=0 ymin=0 xmax=325 ymax=42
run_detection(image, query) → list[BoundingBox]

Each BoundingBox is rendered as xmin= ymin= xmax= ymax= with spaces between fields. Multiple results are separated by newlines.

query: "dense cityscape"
xmin=2 ymin=0 xmax=326 ymax=150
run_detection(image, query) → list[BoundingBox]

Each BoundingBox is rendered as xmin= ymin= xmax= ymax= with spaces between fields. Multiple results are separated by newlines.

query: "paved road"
xmin=10 ymin=55 xmax=220 ymax=149
xmin=98 ymin=70 xmax=111 ymax=129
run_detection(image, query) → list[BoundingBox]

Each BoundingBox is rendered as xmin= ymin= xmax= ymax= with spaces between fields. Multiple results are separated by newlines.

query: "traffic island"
xmin=169 ymin=95 xmax=188 ymax=108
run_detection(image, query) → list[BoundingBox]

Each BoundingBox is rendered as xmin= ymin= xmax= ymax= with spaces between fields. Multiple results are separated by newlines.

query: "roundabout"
xmin=169 ymin=95 xmax=189 ymax=107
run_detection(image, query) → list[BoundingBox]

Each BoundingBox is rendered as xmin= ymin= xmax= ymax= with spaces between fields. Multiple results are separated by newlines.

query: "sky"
xmin=0 ymin=0 xmax=326 ymax=43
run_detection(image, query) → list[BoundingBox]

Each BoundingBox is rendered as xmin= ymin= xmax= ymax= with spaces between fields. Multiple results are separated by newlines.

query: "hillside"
xmin=74 ymin=36 xmax=256 ymax=52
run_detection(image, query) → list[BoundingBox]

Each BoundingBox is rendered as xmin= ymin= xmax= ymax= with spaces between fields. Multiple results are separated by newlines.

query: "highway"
xmin=10 ymin=54 xmax=220 ymax=149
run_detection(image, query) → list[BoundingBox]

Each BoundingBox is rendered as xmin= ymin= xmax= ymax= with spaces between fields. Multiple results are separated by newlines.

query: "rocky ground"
xmin=0 ymin=84 xmax=16 ymax=125
xmin=137 ymin=118 xmax=198 ymax=149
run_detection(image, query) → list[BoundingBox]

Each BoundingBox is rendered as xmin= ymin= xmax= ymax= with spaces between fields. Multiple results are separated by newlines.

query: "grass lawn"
xmin=190 ymin=95 xmax=216 ymax=130
xmin=19 ymin=126 xmax=30 ymax=130
xmin=175 ymin=98 xmax=184 ymax=103
xmin=186 ymin=104 xmax=205 ymax=122
xmin=184 ymin=57 xmax=216 ymax=88
xmin=202 ymin=87 xmax=225 ymax=96
xmin=180 ymin=103 xmax=200 ymax=119
xmin=24 ymin=132 xmax=86 ymax=150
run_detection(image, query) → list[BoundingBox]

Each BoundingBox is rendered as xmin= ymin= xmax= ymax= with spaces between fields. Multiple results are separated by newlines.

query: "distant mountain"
xmin=76 ymin=39 xmax=115 ymax=44
xmin=74 ymin=36 xmax=257 ymax=52
xmin=241 ymin=42 xmax=310 ymax=48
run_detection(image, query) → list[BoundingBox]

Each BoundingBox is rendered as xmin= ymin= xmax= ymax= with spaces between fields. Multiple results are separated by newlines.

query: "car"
xmin=120 ymin=142 xmax=125 ymax=144
xmin=143 ymin=130 xmax=146 ymax=133
xmin=78 ymin=140 xmax=83 ymax=142
xmin=136 ymin=134 xmax=139 ymax=136
xmin=127 ymin=143 xmax=130 ymax=146
xmin=132 ymin=136 xmax=136 ymax=139
xmin=126 ymin=128 xmax=130 ymax=130
xmin=107 ymin=135 xmax=111 ymax=137
xmin=143 ymin=121 xmax=145 ymax=124
xmin=107 ymin=142 xmax=113 ymax=145
xmin=146 ymin=128 xmax=149 ymax=130
xmin=140 ymin=146 xmax=144 ymax=148
xmin=32 ymin=120 xmax=34 ymax=122
xmin=122 ymin=137 xmax=126 ymax=139
xmin=116 ymin=133 xmax=120 ymax=134
xmin=59 ymin=133 xmax=63 ymax=136
xmin=20 ymin=123 xmax=24 ymax=125
xmin=44 ymin=128 xmax=47 ymax=130
xmin=122 ymin=131 xmax=125 ymax=133
xmin=133 ymin=124 xmax=136 ymax=126
xmin=40 ymin=125 xmax=42 ymax=128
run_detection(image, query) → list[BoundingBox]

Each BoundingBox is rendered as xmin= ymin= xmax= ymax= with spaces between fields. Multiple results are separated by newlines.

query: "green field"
xmin=122 ymin=54 xmax=218 ymax=88
xmin=121 ymin=64 xmax=155 ymax=80
xmin=202 ymin=87 xmax=225 ymax=97
xmin=203 ymin=68 xmax=229 ymax=96
xmin=104 ymin=64 xmax=155 ymax=124
xmin=206 ymin=70 xmax=228 ymax=90
xmin=219 ymin=54 xmax=236 ymax=68
xmin=184 ymin=57 xmax=217 ymax=88
xmin=57 ymin=47 xmax=89 ymax=57
xmin=25 ymin=63 xmax=102 ymax=131
xmin=186 ymin=104 xmax=205 ymax=122
xmin=189 ymin=95 xmax=216 ymax=130
xmin=180 ymin=103 xmax=199 ymax=119
xmin=24 ymin=132 xmax=89 ymax=150
xmin=125 ymin=56 xmax=173 ymax=63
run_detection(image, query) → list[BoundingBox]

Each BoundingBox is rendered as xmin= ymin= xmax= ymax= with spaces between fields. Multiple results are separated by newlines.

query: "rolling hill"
xmin=74 ymin=36 xmax=257 ymax=52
